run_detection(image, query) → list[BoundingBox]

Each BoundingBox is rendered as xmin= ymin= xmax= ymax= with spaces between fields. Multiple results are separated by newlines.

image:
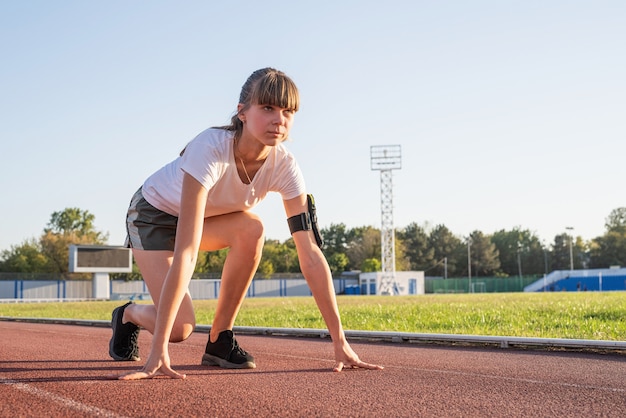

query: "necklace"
xmin=235 ymin=138 xmax=255 ymax=193
xmin=238 ymin=156 xmax=253 ymax=185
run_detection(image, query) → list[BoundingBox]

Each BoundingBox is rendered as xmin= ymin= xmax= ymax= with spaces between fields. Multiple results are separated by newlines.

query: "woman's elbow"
xmin=298 ymin=251 xmax=328 ymax=275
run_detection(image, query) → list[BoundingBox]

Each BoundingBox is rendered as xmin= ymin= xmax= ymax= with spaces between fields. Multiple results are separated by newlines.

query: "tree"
xmin=321 ymin=223 xmax=349 ymax=260
xmin=7 ymin=206 xmax=626 ymax=277
xmin=40 ymin=208 xmax=108 ymax=274
xmin=588 ymin=209 xmax=626 ymax=268
xmin=0 ymin=239 xmax=51 ymax=273
xmin=198 ymin=248 xmax=229 ymax=273
xmin=46 ymin=208 xmax=107 ymax=242
xmin=589 ymin=232 xmax=626 ymax=268
xmin=605 ymin=207 xmax=626 ymax=234
xmin=428 ymin=225 xmax=463 ymax=277
xmin=327 ymin=252 xmax=349 ymax=274
xmin=393 ymin=232 xmax=410 ymax=272
xmin=466 ymin=231 xmax=500 ymax=277
xmin=573 ymin=236 xmax=589 ymax=270
xmin=281 ymin=238 xmax=299 ymax=273
xmin=491 ymin=227 xmax=544 ymax=277
xmin=320 ymin=223 xmax=350 ymax=272
xmin=257 ymin=259 xmax=274 ymax=278
xmin=550 ymin=233 xmax=587 ymax=271
xmin=398 ymin=222 xmax=435 ymax=272
xmin=260 ymin=239 xmax=299 ymax=274
xmin=519 ymin=232 xmax=548 ymax=276
xmin=0 ymin=208 xmax=108 ymax=274
xmin=346 ymin=226 xmax=380 ymax=272
xmin=550 ymin=233 xmax=570 ymax=271
xmin=361 ymin=258 xmax=381 ymax=272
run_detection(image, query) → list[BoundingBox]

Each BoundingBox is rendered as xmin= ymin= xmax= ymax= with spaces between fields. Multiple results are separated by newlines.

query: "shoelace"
xmin=127 ymin=328 xmax=139 ymax=355
xmin=232 ymin=338 xmax=248 ymax=355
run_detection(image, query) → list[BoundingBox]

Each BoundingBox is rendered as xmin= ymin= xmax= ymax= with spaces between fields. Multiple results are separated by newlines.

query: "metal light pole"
xmin=370 ymin=145 xmax=401 ymax=295
xmin=566 ymin=226 xmax=574 ymax=270
xmin=543 ymin=240 xmax=548 ymax=292
xmin=543 ymin=241 xmax=548 ymax=276
xmin=467 ymin=237 xmax=472 ymax=292
xmin=517 ymin=242 xmax=523 ymax=279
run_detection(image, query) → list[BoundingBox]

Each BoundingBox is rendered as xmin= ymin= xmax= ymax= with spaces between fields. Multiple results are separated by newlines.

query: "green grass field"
xmin=2 ymin=292 xmax=625 ymax=340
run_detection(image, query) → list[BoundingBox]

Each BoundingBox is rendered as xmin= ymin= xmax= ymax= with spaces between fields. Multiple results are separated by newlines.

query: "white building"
xmin=359 ymin=271 xmax=425 ymax=295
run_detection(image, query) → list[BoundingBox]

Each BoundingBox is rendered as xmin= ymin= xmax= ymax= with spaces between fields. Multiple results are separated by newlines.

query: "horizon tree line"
xmin=1 ymin=207 xmax=625 ymax=279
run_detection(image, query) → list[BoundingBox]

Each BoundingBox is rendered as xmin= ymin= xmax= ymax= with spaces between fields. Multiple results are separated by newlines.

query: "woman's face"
xmin=239 ymin=103 xmax=295 ymax=146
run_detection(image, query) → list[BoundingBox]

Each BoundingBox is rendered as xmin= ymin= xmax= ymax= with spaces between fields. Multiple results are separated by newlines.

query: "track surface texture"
xmin=1 ymin=321 xmax=625 ymax=417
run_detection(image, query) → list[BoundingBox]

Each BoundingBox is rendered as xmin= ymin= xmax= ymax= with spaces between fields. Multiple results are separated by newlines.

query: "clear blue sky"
xmin=1 ymin=1 xmax=624 ymax=252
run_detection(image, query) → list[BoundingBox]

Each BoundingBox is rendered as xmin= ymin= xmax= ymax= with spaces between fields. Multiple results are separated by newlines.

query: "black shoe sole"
xmin=201 ymin=353 xmax=256 ymax=369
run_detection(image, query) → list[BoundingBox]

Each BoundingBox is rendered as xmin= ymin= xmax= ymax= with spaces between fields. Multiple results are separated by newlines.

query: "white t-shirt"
xmin=141 ymin=128 xmax=306 ymax=217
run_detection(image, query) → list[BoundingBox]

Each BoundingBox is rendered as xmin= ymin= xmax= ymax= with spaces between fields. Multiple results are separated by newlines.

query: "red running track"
xmin=1 ymin=321 xmax=625 ymax=417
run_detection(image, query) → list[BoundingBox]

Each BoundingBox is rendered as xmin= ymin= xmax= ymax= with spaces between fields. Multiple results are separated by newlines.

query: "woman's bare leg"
xmin=123 ymin=249 xmax=196 ymax=342
xmin=199 ymin=211 xmax=265 ymax=342
xmin=122 ymin=210 xmax=263 ymax=344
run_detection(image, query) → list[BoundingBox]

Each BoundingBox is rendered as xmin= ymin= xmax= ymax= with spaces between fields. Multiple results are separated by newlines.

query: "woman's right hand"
xmin=117 ymin=350 xmax=186 ymax=380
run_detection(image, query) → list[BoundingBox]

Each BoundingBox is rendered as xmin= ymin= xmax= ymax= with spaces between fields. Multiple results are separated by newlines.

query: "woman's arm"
xmin=283 ymin=195 xmax=383 ymax=372
xmin=152 ymin=174 xmax=207 ymax=349
xmin=119 ymin=173 xmax=207 ymax=380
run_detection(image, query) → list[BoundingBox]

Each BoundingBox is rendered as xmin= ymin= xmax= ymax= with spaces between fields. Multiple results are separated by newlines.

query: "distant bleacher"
xmin=524 ymin=267 xmax=626 ymax=292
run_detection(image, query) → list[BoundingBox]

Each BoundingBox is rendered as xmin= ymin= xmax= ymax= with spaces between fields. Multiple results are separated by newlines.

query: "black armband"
xmin=287 ymin=194 xmax=324 ymax=248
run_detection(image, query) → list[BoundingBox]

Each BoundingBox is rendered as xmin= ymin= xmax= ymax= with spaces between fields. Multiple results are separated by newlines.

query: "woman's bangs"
xmin=252 ymin=75 xmax=300 ymax=111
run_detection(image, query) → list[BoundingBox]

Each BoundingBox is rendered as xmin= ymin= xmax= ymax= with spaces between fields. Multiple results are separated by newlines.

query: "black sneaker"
xmin=109 ymin=302 xmax=140 ymax=361
xmin=201 ymin=330 xmax=256 ymax=369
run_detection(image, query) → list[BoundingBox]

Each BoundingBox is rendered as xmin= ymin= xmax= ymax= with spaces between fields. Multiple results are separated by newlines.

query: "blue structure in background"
xmin=524 ymin=268 xmax=626 ymax=292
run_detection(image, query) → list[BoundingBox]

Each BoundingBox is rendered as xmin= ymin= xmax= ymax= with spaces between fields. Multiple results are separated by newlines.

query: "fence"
xmin=1 ymin=274 xmax=543 ymax=301
xmin=0 ymin=276 xmax=358 ymax=301
xmin=426 ymin=276 xmax=539 ymax=293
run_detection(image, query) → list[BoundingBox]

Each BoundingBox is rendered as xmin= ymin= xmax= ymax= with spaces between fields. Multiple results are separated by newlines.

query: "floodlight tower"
xmin=370 ymin=145 xmax=402 ymax=295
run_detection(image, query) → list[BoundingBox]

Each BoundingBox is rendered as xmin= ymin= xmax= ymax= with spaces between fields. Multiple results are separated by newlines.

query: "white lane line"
xmin=1 ymin=378 xmax=128 ymax=418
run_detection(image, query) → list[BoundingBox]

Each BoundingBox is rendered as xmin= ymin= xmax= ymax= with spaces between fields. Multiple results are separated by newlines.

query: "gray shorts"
xmin=125 ymin=188 xmax=178 ymax=251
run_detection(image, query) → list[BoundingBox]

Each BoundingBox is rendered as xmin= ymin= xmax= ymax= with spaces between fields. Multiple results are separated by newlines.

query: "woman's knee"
xmin=234 ymin=214 xmax=265 ymax=249
xmin=168 ymin=294 xmax=196 ymax=342
xmin=242 ymin=213 xmax=265 ymax=239
xmin=201 ymin=211 xmax=265 ymax=253
xmin=170 ymin=319 xmax=196 ymax=342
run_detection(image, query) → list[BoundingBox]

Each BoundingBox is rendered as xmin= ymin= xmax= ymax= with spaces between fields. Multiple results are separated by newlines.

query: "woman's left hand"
xmin=332 ymin=339 xmax=384 ymax=372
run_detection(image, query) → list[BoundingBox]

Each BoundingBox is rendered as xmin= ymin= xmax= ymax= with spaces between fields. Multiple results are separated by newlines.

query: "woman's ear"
xmin=237 ymin=103 xmax=246 ymax=122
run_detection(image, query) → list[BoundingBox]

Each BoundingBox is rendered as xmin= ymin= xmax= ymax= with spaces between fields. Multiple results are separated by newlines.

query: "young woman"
xmin=110 ymin=68 xmax=383 ymax=380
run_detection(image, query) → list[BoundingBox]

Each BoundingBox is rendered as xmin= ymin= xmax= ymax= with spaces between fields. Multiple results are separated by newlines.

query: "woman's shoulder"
xmin=271 ymin=142 xmax=300 ymax=173
xmin=192 ymin=128 xmax=234 ymax=145
xmin=185 ymin=128 xmax=233 ymax=155
xmin=274 ymin=141 xmax=296 ymax=161
xmin=177 ymin=128 xmax=233 ymax=169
